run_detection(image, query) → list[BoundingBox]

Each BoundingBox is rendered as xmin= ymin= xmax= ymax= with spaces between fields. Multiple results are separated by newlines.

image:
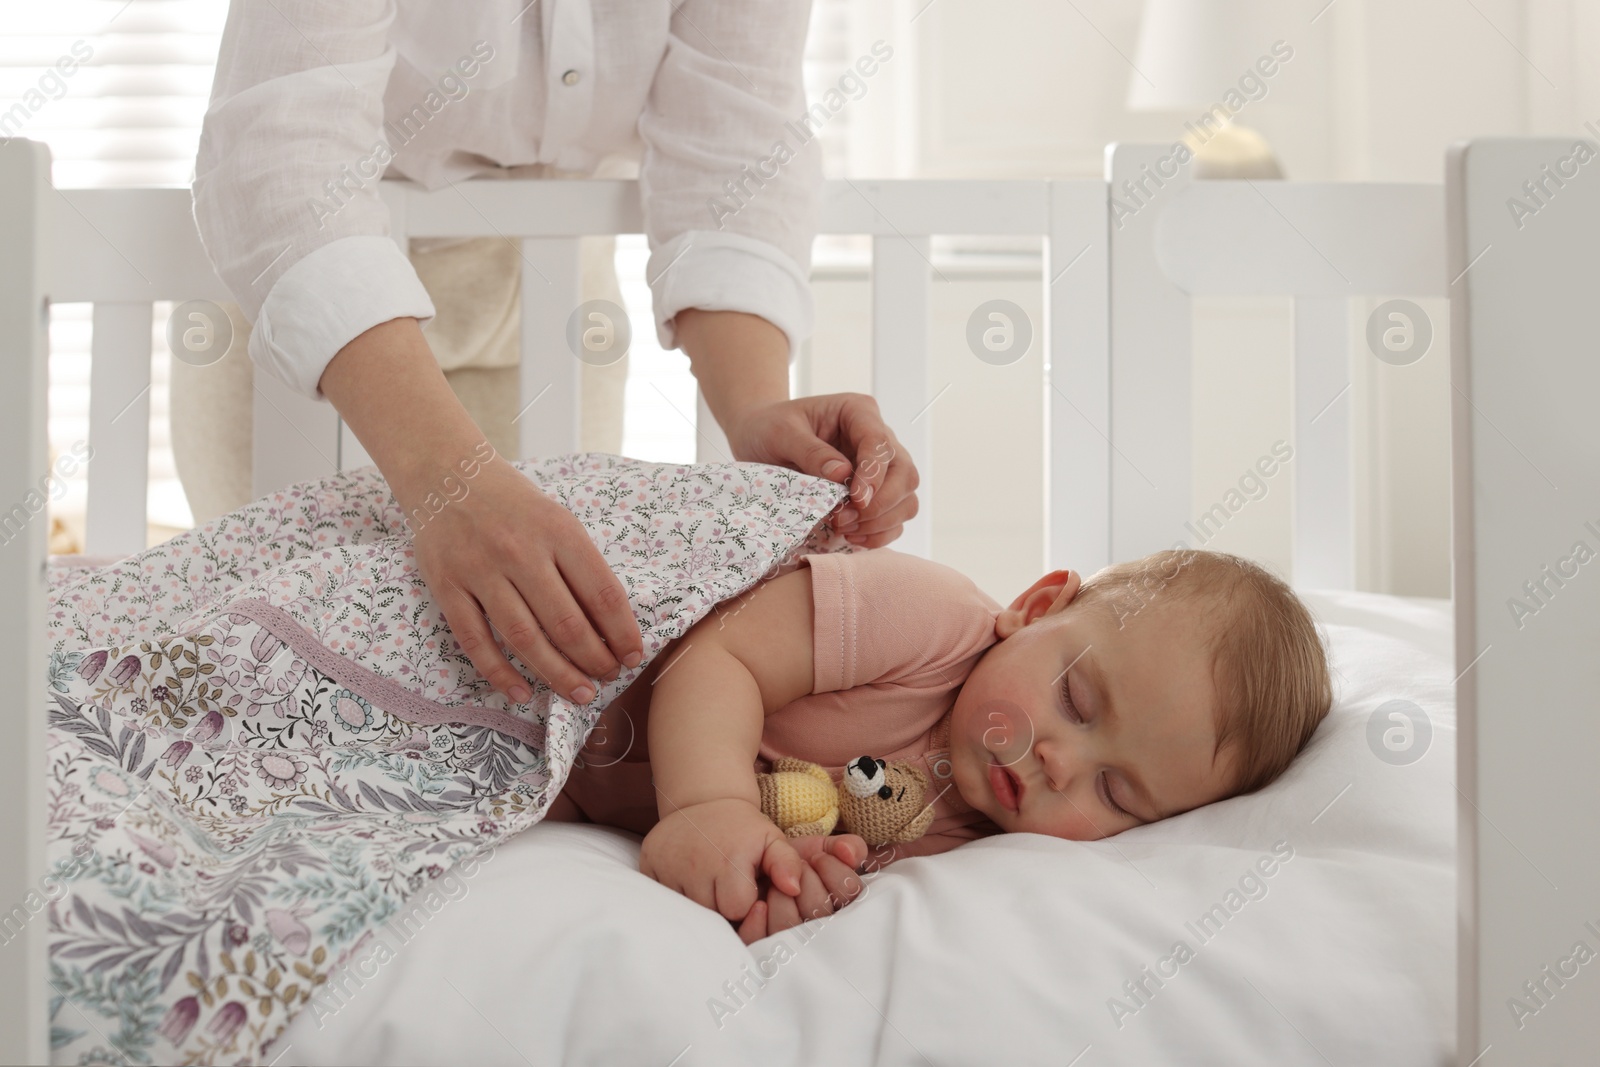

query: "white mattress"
xmin=276 ymin=589 xmax=1456 ymax=1067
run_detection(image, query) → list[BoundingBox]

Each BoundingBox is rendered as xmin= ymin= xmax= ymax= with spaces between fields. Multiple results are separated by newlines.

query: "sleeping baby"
xmin=545 ymin=543 xmax=1331 ymax=944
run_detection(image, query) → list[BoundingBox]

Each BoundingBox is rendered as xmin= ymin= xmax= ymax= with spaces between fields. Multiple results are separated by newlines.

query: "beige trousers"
xmin=170 ymin=233 xmax=629 ymax=524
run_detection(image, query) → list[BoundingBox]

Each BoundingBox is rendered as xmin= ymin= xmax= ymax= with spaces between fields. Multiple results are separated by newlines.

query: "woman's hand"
xmin=725 ymin=394 xmax=921 ymax=549
xmin=672 ymin=309 xmax=920 ymax=550
xmin=410 ymin=454 xmax=643 ymax=705
xmin=320 ymin=318 xmax=646 ymax=706
xmin=735 ymin=833 xmax=869 ymax=944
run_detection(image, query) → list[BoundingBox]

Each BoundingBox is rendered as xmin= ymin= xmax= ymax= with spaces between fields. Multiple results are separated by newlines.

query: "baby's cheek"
xmin=1028 ymin=798 xmax=1120 ymax=842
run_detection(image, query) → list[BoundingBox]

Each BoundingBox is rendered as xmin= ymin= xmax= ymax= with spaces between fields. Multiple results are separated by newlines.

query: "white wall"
xmin=825 ymin=0 xmax=1600 ymax=598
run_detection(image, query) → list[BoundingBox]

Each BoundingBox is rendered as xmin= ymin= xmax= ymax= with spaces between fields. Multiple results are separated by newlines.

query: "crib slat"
xmin=1107 ymin=144 xmax=1193 ymax=560
xmin=0 ymin=135 xmax=51 ymax=1067
xmin=86 ymin=303 xmax=153 ymax=556
xmin=870 ymin=235 xmax=932 ymax=560
xmin=516 ymin=237 xmax=582 ymax=460
xmin=1048 ymin=180 xmax=1111 ymax=575
xmin=337 ymin=407 xmax=376 ymax=474
xmin=1292 ymin=297 xmax=1353 ymax=588
xmin=694 ymin=391 xmax=733 ymax=464
xmin=251 ymin=366 xmax=341 ymax=498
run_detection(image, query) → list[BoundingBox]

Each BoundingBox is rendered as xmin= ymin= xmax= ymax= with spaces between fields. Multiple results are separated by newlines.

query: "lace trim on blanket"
xmin=226 ymin=596 xmax=547 ymax=752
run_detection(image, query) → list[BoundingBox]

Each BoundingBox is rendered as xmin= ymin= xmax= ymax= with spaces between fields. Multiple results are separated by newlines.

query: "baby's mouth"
xmin=987 ymin=762 xmax=1023 ymax=813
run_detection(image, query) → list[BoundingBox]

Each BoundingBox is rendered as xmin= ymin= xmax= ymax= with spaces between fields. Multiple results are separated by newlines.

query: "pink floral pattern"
xmin=42 ymin=452 xmax=850 ymax=1066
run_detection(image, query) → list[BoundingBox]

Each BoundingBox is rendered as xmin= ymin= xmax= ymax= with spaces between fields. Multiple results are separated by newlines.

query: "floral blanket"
xmin=42 ymin=452 xmax=848 ymax=1066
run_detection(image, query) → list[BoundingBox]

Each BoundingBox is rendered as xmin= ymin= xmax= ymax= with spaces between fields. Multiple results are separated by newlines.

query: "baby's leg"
xmin=544 ymin=789 xmax=589 ymax=822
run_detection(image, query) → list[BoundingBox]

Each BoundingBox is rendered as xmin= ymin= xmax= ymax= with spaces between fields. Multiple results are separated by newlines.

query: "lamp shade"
xmin=1127 ymin=0 xmax=1280 ymax=111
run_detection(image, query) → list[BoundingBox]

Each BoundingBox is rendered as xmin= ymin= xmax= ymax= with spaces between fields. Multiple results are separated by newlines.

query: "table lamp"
xmin=1127 ymin=0 xmax=1286 ymax=178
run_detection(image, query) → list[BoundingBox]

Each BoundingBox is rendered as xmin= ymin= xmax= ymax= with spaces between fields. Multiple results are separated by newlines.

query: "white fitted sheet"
xmin=276 ymin=588 xmax=1456 ymax=1067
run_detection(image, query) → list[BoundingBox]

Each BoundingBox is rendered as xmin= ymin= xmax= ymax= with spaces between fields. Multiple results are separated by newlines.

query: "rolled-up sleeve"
xmin=637 ymin=0 xmax=821 ymax=359
xmin=192 ymin=0 xmax=436 ymax=399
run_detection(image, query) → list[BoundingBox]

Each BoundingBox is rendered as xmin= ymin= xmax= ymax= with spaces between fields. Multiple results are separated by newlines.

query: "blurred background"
xmin=8 ymin=0 xmax=1598 ymax=602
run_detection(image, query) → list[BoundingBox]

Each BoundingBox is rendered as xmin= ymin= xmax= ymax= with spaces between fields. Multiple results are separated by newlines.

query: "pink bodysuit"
xmin=557 ymin=547 xmax=1007 ymax=867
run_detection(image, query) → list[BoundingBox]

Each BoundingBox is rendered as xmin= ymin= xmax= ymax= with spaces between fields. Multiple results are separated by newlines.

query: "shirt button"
xmin=931 ymin=757 xmax=952 ymax=780
xmin=561 ymin=69 xmax=581 ymax=86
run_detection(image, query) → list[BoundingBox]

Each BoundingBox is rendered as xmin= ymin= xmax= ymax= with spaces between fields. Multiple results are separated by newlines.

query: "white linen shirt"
xmin=193 ymin=0 xmax=821 ymax=399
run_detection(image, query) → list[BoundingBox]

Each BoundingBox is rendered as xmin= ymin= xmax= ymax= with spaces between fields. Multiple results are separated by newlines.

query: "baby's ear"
xmin=1000 ymin=569 xmax=1082 ymax=634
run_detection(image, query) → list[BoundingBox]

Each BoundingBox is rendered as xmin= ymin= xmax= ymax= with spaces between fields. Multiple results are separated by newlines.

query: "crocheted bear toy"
xmin=756 ymin=756 xmax=934 ymax=846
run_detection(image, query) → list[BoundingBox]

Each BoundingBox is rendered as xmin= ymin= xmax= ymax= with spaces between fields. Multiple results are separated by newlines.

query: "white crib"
xmin=1 ymin=136 xmax=1595 ymax=1064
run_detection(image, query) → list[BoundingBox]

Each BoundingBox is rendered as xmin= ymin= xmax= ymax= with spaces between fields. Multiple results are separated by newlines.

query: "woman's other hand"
xmin=672 ymin=309 xmax=921 ymax=551
xmin=726 ymin=394 xmax=920 ymax=549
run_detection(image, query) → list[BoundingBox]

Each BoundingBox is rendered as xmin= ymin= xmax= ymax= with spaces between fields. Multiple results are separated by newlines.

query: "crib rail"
xmin=18 ymin=153 xmax=1455 ymax=586
xmin=25 ymin=162 xmax=1116 ymax=576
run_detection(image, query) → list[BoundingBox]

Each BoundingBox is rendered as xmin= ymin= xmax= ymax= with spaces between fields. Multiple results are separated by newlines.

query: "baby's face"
xmin=948 ymin=569 xmax=1238 ymax=840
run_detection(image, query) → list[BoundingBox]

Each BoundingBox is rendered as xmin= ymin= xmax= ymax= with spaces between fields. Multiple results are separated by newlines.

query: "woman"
xmin=190 ymin=0 xmax=919 ymax=710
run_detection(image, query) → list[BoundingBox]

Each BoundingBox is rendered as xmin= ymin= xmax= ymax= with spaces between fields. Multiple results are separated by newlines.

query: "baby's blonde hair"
xmin=1072 ymin=549 xmax=1332 ymax=796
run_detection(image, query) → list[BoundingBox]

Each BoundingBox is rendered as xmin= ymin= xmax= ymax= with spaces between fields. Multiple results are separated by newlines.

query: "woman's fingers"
xmin=830 ymin=399 xmax=920 ymax=542
xmin=728 ymin=394 xmax=918 ymax=526
xmin=552 ymin=532 xmax=644 ymax=672
xmin=481 ymin=582 xmax=599 ymax=704
xmin=507 ymin=563 xmax=615 ymax=692
xmin=435 ymin=580 xmax=538 ymax=704
xmin=837 ymin=493 xmax=918 ymax=547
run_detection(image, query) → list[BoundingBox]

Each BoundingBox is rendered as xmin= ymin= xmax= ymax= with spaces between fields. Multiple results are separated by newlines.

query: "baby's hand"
xmin=736 ymin=834 xmax=870 ymax=945
xmin=639 ymin=798 xmax=810 ymax=923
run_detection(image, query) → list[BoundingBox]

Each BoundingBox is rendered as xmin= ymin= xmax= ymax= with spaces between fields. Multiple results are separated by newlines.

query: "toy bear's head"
xmin=838 ymin=756 xmax=935 ymax=845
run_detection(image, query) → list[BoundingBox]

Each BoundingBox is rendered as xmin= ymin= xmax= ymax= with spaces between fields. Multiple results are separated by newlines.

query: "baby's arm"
xmin=637 ymin=568 xmax=865 ymax=933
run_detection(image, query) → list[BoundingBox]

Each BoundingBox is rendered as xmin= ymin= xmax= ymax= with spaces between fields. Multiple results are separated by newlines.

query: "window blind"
xmin=7 ymin=1 xmax=227 ymax=546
